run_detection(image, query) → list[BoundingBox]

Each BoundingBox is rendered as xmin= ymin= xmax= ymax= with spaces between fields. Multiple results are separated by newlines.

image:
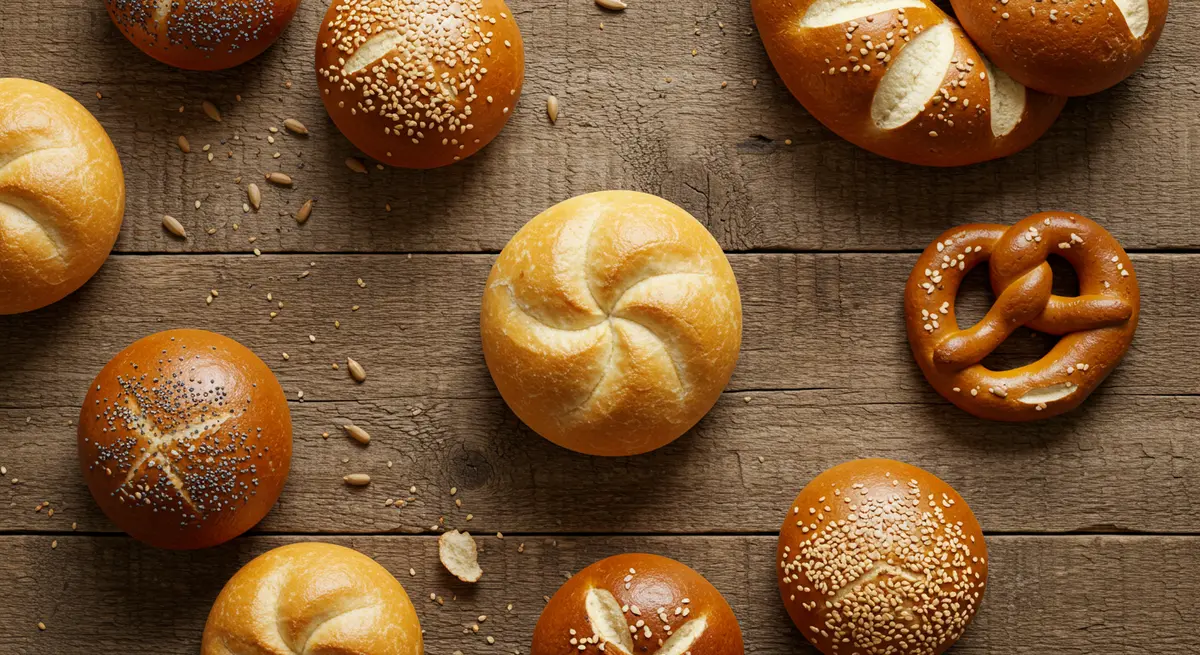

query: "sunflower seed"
xmin=295 ymin=199 xmax=313 ymax=224
xmin=546 ymin=96 xmax=559 ymax=123
xmin=345 ymin=157 xmax=368 ymax=174
xmin=265 ymin=172 xmax=293 ymax=186
xmin=347 ymin=357 xmax=366 ymax=382
xmin=202 ymin=101 xmax=221 ymax=122
xmin=162 ymin=215 xmax=187 ymax=238
xmin=595 ymin=0 xmax=627 ymax=9
xmin=247 ymin=183 xmax=261 ymax=210
xmin=283 ymin=118 xmax=309 ymax=135
xmin=177 ymin=136 xmax=190 ymax=153
xmin=343 ymin=473 xmax=371 ymax=486
xmin=343 ymin=424 xmax=371 ymax=444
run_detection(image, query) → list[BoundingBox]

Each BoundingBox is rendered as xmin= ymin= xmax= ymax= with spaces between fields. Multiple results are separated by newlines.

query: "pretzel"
xmin=905 ymin=212 xmax=1139 ymax=421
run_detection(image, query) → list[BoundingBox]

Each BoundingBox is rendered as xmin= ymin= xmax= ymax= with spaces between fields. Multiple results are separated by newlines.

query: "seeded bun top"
xmin=532 ymin=553 xmax=744 ymax=655
xmin=105 ymin=0 xmax=300 ymax=70
xmin=777 ymin=459 xmax=988 ymax=655
xmin=316 ymin=0 xmax=525 ymax=169
xmin=77 ymin=329 xmax=292 ymax=549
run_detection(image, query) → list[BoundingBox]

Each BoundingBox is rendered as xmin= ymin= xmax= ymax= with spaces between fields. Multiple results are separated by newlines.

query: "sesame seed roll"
xmin=77 ymin=329 xmax=292 ymax=550
xmin=777 ymin=459 xmax=988 ymax=655
xmin=105 ymin=0 xmax=300 ymax=70
xmin=316 ymin=0 xmax=525 ymax=169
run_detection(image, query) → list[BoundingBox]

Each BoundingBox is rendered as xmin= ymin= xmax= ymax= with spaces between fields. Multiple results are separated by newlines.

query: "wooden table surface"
xmin=2 ymin=1 xmax=1198 ymax=653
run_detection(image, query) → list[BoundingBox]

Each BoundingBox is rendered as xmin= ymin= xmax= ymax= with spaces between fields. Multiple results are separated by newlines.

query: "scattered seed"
xmin=266 ymin=172 xmax=293 ymax=186
xmin=38 ymin=622 xmax=46 ymax=631
xmin=177 ymin=136 xmax=191 ymax=153
xmin=202 ymin=100 xmax=221 ymax=122
xmin=295 ymin=199 xmax=313 ymax=224
xmin=343 ymin=424 xmax=371 ymax=444
xmin=347 ymin=358 xmax=366 ymax=383
xmin=284 ymin=118 xmax=309 ymax=135
xmin=595 ymin=0 xmax=627 ymax=9
xmin=162 ymin=215 xmax=187 ymax=238
xmin=345 ymin=157 xmax=368 ymax=174
xmin=343 ymin=473 xmax=371 ymax=486
xmin=546 ymin=95 xmax=559 ymax=123
xmin=247 ymin=183 xmax=262 ymax=210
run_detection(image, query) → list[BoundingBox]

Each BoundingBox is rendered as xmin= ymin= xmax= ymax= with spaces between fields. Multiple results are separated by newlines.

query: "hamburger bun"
xmin=316 ymin=0 xmax=525 ymax=168
xmin=77 ymin=329 xmax=292 ymax=549
xmin=480 ymin=191 xmax=742 ymax=457
xmin=532 ymin=553 xmax=744 ymax=655
xmin=202 ymin=542 xmax=423 ymax=655
xmin=105 ymin=0 xmax=300 ymax=70
xmin=777 ymin=459 xmax=988 ymax=655
xmin=951 ymin=0 xmax=1169 ymax=96
xmin=0 ymin=78 xmax=125 ymax=315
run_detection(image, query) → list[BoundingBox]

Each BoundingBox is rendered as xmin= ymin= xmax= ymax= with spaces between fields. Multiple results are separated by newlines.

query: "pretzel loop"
xmin=905 ymin=212 xmax=1140 ymax=422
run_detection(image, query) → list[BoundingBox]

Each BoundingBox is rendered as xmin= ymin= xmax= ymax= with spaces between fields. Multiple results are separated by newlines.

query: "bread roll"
xmin=777 ymin=459 xmax=987 ymax=655
xmin=202 ymin=542 xmax=423 ymax=655
xmin=532 ymin=553 xmax=744 ymax=655
xmin=316 ymin=0 xmax=525 ymax=169
xmin=0 ymin=78 xmax=124 ymax=315
xmin=751 ymin=0 xmax=1066 ymax=166
xmin=77 ymin=329 xmax=292 ymax=549
xmin=105 ymin=0 xmax=300 ymax=70
xmin=480 ymin=191 xmax=742 ymax=457
xmin=951 ymin=0 xmax=1169 ymax=96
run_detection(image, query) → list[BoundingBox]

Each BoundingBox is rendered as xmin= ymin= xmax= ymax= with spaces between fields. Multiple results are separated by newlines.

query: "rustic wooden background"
xmin=2 ymin=1 xmax=1198 ymax=653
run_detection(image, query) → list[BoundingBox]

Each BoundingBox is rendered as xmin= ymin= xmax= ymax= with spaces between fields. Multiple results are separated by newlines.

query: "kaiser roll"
xmin=78 ymin=329 xmax=292 ymax=549
xmin=751 ymin=0 xmax=1067 ymax=166
xmin=202 ymin=542 xmax=423 ymax=655
xmin=480 ymin=191 xmax=742 ymax=457
xmin=0 ymin=78 xmax=125 ymax=315
xmin=105 ymin=0 xmax=300 ymax=70
xmin=316 ymin=0 xmax=525 ymax=168
xmin=777 ymin=459 xmax=988 ymax=655
xmin=951 ymin=0 xmax=1169 ymax=96
xmin=532 ymin=553 xmax=744 ymax=655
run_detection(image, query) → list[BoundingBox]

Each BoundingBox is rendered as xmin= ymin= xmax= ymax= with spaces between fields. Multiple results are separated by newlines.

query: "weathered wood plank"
xmin=0 ymin=253 xmax=1195 ymax=406
xmin=2 ymin=388 xmax=1196 ymax=535
xmin=0 ymin=535 xmax=1195 ymax=654
xmin=0 ymin=2 xmax=1195 ymax=253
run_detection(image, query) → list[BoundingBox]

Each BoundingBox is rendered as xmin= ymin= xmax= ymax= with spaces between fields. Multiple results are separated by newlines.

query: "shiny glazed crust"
xmin=951 ymin=0 xmax=1170 ymax=96
xmin=316 ymin=0 xmax=525 ymax=169
xmin=905 ymin=212 xmax=1139 ymax=421
xmin=480 ymin=191 xmax=743 ymax=456
xmin=777 ymin=459 xmax=988 ymax=655
xmin=0 ymin=78 xmax=125 ymax=315
xmin=750 ymin=0 xmax=1066 ymax=166
xmin=105 ymin=0 xmax=300 ymax=70
xmin=77 ymin=329 xmax=292 ymax=549
xmin=202 ymin=542 xmax=423 ymax=655
xmin=532 ymin=553 xmax=744 ymax=655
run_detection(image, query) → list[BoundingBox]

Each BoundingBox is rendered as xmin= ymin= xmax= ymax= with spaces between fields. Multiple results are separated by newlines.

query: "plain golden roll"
xmin=480 ymin=191 xmax=742 ymax=457
xmin=78 ymin=329 xmax=292 ymax=550
xmin=202 ymin=542 xmax=423 ymax=655
xmin=777 ymin=459 xmax=988 ymax=655
xmin=316 ymin=0 xmax=525 ymax=168
xmin=0 ymin=78 xmax=125 ymax=315
xmin=532 ymin=553 xmax=744 ymax=655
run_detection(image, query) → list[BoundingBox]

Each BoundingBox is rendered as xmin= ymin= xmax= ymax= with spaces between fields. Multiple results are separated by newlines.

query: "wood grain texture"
xmin=0 ymin=534 xmax=1195 ymax=654
xmin=0 ymin=1 xmax=1196 ymax=253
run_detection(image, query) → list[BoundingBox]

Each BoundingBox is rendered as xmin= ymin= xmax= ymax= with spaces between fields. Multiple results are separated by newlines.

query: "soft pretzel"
xmin=951 ymin=0 xmax=1169 ymax=97
xmin=905 ymin=212 xmax=1139 ymax=421
xmin=751 ymin=0 xmax=1067 ymax=166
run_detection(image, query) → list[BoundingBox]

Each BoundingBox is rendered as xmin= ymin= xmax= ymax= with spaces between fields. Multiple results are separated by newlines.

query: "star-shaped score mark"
xmin=584 ymin=588 xmax=708 ymax=655
xmin=118 ymin=396 xmax=234 ymax=515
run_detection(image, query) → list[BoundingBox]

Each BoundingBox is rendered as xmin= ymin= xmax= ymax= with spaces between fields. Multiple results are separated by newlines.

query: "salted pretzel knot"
xmin=905 ymin=212 xmax=1140 ymax=421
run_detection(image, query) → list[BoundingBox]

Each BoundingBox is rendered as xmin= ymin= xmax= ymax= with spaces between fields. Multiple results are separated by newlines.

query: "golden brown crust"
xmin=777 ymin=459 xmax=988 ymax=655
xmin=905 ymin=212 xmax=1139 ymax=421
xmin=532 ymin=553 xmax=744 ymax=655
xmin=750 ymin=0 xmax=1066 ymax=166
xmin=77 ymin=329 xmax=292 ymax=549
xmin=202 ymin=542 xmax=423 ymax=655
xmin=104 ymin=0 xmax=299 ymax=70
xmin=316 ymin=0 xmax=525 ymax=169
xmin=480 ymin=191 xmax=742 ymax=457
xmin=0 ymin=78 xmax=125 ymax=315
xmin=951 ymin=0 xmax=1170 ymax=96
